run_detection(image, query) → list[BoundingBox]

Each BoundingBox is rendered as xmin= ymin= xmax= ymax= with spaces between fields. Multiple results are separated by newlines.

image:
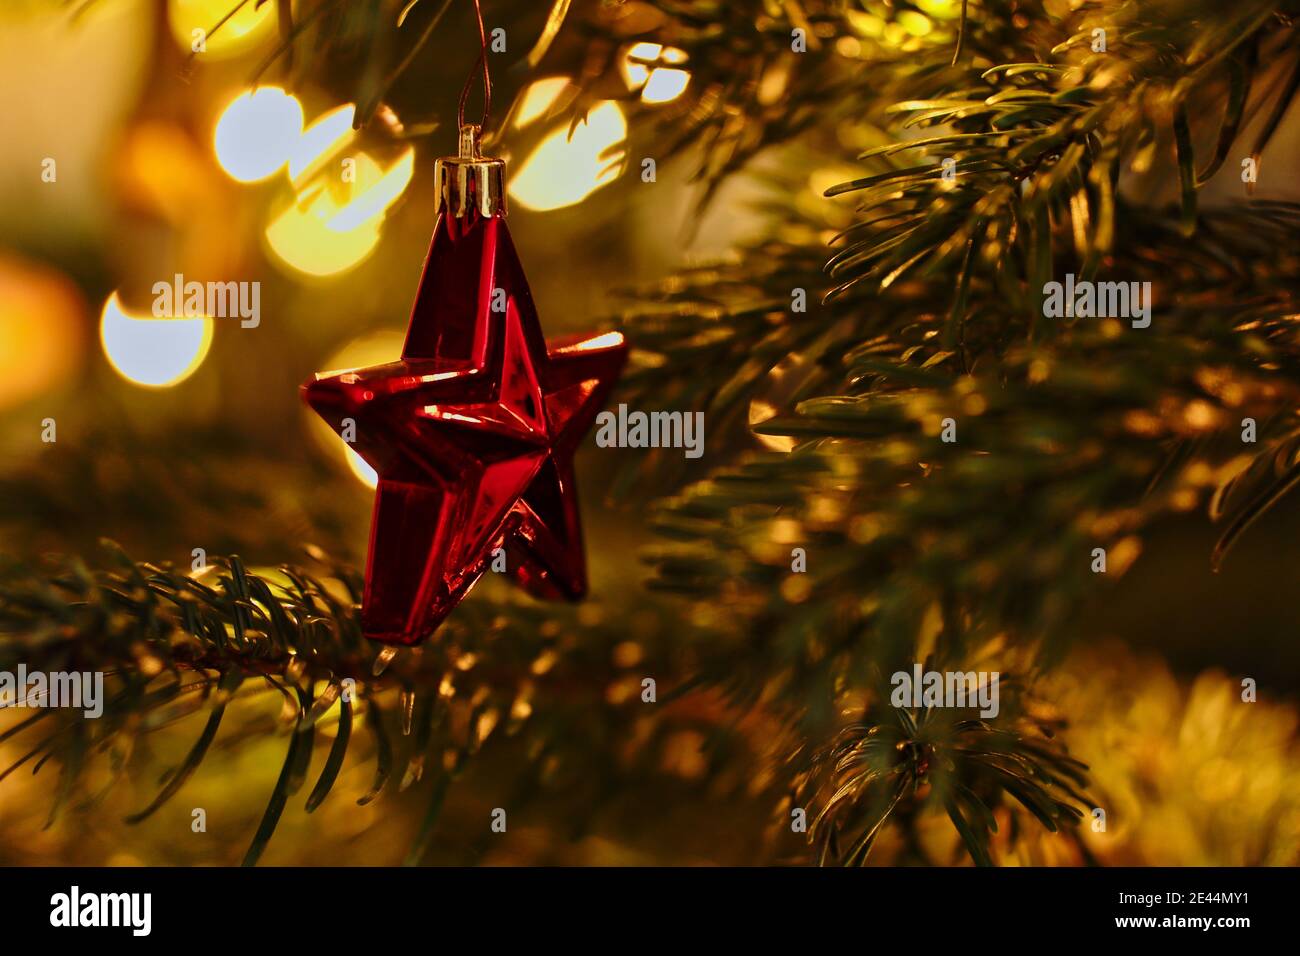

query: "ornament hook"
xmin=457 ymin=0 xmax=492 ymax=134
xmin=435 ymin=2 xmax=502 ymax=221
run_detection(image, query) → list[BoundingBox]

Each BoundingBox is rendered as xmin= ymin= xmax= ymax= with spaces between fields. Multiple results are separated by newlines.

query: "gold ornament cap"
xmin=435 ymin=124 xmax=506 ymax=220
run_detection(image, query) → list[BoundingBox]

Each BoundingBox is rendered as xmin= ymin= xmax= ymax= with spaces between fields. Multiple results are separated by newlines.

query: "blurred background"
xmin=2 ymin=0 xmax=1300 ymax=866
xmin=0 ymin=0 xmax=793 ymax=865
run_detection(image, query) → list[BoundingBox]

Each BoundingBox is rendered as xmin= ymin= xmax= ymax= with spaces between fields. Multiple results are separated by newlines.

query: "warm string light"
xmin=0 ymin=256 xmax=85 ymax=408
xmin=166 ymin=0 xmax=276 ymax=60
xmin=621 ymin=42 xmax=691 ymax=103
xmin=99 ymin=293 xmax=213 ymax=389
xmin=507 ymin=43 xmax=693 ymax=212
xmin=211 ymin=89 xmax=414 ymax=276
xmin=509 ymin=100 xmax=627 ymax=211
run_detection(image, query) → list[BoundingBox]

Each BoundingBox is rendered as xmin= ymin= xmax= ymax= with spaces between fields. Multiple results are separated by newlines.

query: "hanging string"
xmin=456 ymin=0 xmax=492 ymax=133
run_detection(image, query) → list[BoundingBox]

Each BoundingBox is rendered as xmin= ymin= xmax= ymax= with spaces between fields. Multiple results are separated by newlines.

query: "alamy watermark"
xmin=152 ymin=274 xmax=260 ymax=328
xmin=50 ymin=886 xmax=151 ymax=936
xmin=0 ymin=665 xmax=104 ymax=718
xmin=1042 ymin=273 xmax=1151 ymax=328
xmin=594 ymin=404 xmax=704 ymax=459
xmin=890 ymin=665 xmax=1000 ymax=719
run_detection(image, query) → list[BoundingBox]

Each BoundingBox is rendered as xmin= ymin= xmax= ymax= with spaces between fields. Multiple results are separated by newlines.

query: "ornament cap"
xmin=435 ymin=124 xmax=506 ymax=220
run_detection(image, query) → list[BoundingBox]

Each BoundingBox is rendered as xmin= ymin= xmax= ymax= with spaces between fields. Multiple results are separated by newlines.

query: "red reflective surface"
xmin=303 ymin=209 xmax=626 ymax=646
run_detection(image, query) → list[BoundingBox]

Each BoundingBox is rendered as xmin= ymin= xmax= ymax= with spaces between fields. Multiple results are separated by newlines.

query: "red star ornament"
xmin=303 ymin=192 xmax=626 ymax=646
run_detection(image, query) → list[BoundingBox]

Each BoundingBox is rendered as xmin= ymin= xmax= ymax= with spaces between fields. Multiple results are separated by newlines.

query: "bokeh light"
xmin=288 ymin=104 xmax=357 ymax=184
xmin=213 ymin=87 xmax=304 ymax=183
xmin=100 ymin=292 xmax=213 ymax=388
xmin=641 ymin=69 xmax=691 ymax=104
xmin=844 ymin=0 xmax=956 ymax=50
xmin=509 ymin=100 xmax=627 ymax=212
xmin=265 ymin=147 xmax=414 ymax=276
xmin=345 ymin=446 xmax=379 ymax=489
xmin=118 ymin=121 xmax=216 ymax=223
xmin=307 ymin=330 xmax=406 ymax=488
xmin=0 ymin=255 xmax=85 ymax=410
xmin=621 ymin=42 xmax=691 ymax=104
xmin=327 ymin=148 xmax=414 ymax=233
xmin=168 ymin=0 xmax=277 ymax=60
xmin=513 ymin=77 xmax=569 ymax=129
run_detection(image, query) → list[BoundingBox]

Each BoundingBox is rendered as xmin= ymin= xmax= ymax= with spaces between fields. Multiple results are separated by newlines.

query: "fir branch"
xmin=0 ymin=544 xmax=700 ymax=864
xmin=796 ymin=706 xmax=1091 ymax=867
xmin=824 ymin=1 xmax=1300 ymax=310
xmin=567 ymin=1 xmax=920 ymax=208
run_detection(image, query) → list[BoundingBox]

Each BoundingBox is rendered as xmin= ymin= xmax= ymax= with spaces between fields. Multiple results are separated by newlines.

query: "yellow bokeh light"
xmin=213 ymin=87 xmax=304 ymax=183
xmin=288 ymin=104 xmax=357 ymax=184
xmin=265 ymin=190 xmax=381 ymax=276
xmin=168 ymin=0 xmax=277 ymax=59
xmin=847 ymin=10 xmax=885 ymax=38
xmin=0 ymin=256 xmax=85 ymax=410
xmin=916 ymin=0 xmax=961 ymax=18
xmin=622 ymin=41 xmax=663 ymax=88
xmin=327 ymin=148 xmax=414 ymax=233
xmin=265 ymin=147 xmax=414 ymax=276
xmin=307 ymin=330 xmax=405 ymax=488
xmin=513 ymin=77 xmax=569 ymax=129
xmin=620 ymin=43 xmax=691 ymax=104
xmin=897 ymin=11 xmax=934 ymax=36
xmin=509 ymin=101 xmax=627 ymax=212
xmin=641 ymin=68 xmax=690 ymax=104
xmin=100 ymin=292 xmax=213 ymax=388
xmin=345 ymin=446 xmax=379 ymax=489
xmin=212 ymin=88 xmax=414 ymax=278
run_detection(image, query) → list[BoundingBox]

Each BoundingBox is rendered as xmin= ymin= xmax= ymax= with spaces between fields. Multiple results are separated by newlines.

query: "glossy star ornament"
xmin=303 ymin=125 xmax=626 ymax=646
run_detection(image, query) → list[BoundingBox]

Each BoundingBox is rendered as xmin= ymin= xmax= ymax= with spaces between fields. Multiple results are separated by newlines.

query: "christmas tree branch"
xmin=0 ymin=533 xmax=1100 ymax=866
xmin=823 ymin=0 xmax=1300 ymax=306
xmin=22 ymin=0 xmax=1298 ymax=868
xmin=0 ymin=544 xmax=701 ymax=864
